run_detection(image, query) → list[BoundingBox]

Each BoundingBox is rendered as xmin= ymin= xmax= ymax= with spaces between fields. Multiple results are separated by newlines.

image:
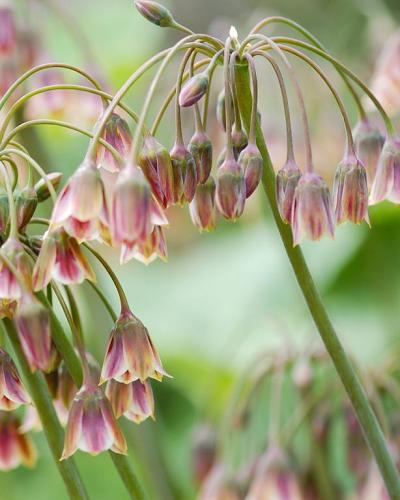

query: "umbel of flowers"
xmin=0 ymin=0 xmax=399 ymax=497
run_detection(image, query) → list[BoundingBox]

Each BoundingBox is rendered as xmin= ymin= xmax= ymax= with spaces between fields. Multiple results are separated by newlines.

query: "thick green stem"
xmin=234 ymin=61 xmax=400 ymax=500
xmin=2 ymin=319 xmax=89 ymax=500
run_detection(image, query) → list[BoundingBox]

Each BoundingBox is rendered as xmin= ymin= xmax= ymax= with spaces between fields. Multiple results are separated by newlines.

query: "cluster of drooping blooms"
xmin=0 ymin=0 xmax=396 ymax=482
xmin=194 ymin=345 xmax=400 ymax=499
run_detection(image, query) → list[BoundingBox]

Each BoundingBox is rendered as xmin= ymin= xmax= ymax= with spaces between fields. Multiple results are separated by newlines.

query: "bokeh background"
xmin=2 ymin=0 xmax=400 ymax=498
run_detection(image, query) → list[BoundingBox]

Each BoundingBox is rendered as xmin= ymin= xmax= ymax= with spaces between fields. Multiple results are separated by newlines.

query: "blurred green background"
xmin=2 ymin=0 xmax=400 ymax=498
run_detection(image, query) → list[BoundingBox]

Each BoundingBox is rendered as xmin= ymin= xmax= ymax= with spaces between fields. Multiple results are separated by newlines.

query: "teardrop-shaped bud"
xmin=34 ymin=172 xmax=62 ymax=203
xmin=179 ymin=73 xmax=209 ymax=108
xmin=188 ymin=131 xmax=213 ymax=184
xmin=276 ymin=160 xmax=302 ymax=224
xmin=138 ymin=135 xmax=174 ymax=208
xmin=332 ymin=155 xmax=369 ymax=225
xmin=291 ymin=172 xmax=334 ymax=245
xmin=232 ymin=126 xmax=248 ymax=160
xmin=370 ymin=137 xmax=400 ymax=205
xmin=134 ymin=0 xmax=174 ymax=27
xmin=216 ymin=158 xmax=246 ymax=220
xmin=238 ymin=143 xmax=263 ymax=198
xmin=15 ymin=186 xmax=38 ymax=231
xmin=353 ymin=120 xmax=385 ymax=185
xmin=189 ymin=176 xmax=216 ymax=231
xmin=170 ymin=142 xmax=197 ymax=204
xmin=96 ymin=112 xmax=132 ymax=173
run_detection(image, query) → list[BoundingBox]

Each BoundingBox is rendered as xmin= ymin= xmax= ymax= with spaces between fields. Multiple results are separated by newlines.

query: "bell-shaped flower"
xmin=370 ymin=137 xmax=400 ymax=204
xmin=0 ymin=348 xmax=30 ymax=411
xmin=120 ymin=225 xmax=167 ymax=265
xmin=0 ymin=412 xmax=36 ymax=471
xmin=14 ymin=293 xmax=52 ymax=372
xmin=216 ymin=157 xmax=246 ymax=220
xmin=100 ymin=308 xmax=169 ymax=384
xmin=190 ymin=176 xmax=217 ymax=232
xmin=61 ymin=383 xmax=127 ymax=459
xmin=353 ymin=120 xmax=385 ymax=184
xmin=332 ymin=155 xmax=369 ymax=225
xmin=51 ymin=157 xmax=106 ymax=242
xmin=32 ymin=228 xmax=95 ymax=290
xmin=106 ymin=379 xmax=154 ymax=423
xmin=239 ymin=143 xmax=263 ymax=198
xmin=276 ymin=160 xmax=302 ymax=224
xmin=96 ymin=112 xmax=132 ymax=173
xmin=170 ymin=142 xmax=198 ymax=205
xmin=0 ymin=237 xmax=31 ymax=300
xmin=188 ymin=130 xmax=213 ymax=184
xmin=291 ymin=172 xmax=334 ymax=245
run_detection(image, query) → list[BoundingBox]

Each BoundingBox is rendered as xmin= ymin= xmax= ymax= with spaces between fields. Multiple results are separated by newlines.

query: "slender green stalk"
xmin=110 ymin=452 xmax=147 ymax=500
xmin=1 ymin=319 xmax=89 ymax=500
xmin=234 ymin=61 xmax=400 ymax=499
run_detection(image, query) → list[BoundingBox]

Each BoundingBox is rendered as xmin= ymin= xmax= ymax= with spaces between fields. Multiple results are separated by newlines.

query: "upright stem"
xmin=234 ymin=61 xmax=400 ymax=500
xmin=2 ymin=319 xmax=89 ymax=500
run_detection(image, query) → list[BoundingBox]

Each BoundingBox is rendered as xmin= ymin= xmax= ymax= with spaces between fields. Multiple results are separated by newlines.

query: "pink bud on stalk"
xmin=61 ymin=384 xmax=127 ymax=459
xmin=238 ymin=143 xmax=263 ymax=198
xmin=0 ymin=348 xmax=30 ymax=411
xmin=14 ymin=293 xmax=52 ymax=373
xmin=170 ymin=142 xmax=198 ymax=204
xmin=32 ymin=229 xmax=95 ymax=290
xmin=15 ymin=186 xmax=38 ymax=231
xmin=0 ymin=412 xmax=36 ymax=471
xmin=216 ymin=158 xmax=246 ymax=220
xmin=276 ymin=160 xmax=302 ymax=224
xmin=106 ymin=379 xmax=154 ymax=423
xmin=291 ymin=172 xmax=335 ymax=245
xmin=0 ymin=238 xmax=31 ymax=300
xmin=179 ymin=73 xmax=209 ymax=108
xmin=369 ymin=137 xmax=400 ymax=205
xmin=51 ymin=158 xmax=106 ymax=242
xmin=190 ymin=176 xmax=217 ymax=232
xmin=34 ymin=172 xmax=62 ymax=203
xmin=100 ymin=308 xmax=169 ymax=384
xmin=138 ymin=135 xmax=174 ymax=208
xmin=188 ymin=130 xmax=213 ymax=184
xmin=353 ymin=120 xmax=385 ymax=184
xmin=96 ymin=112 xmax=132 ymax=173
xmin=332 ymin=155 xmax=369 ymax=225
xmin=232 ymin=126 xmax=248 ymax=160
xmin=134 ymin=0 xmax=174 ymax=28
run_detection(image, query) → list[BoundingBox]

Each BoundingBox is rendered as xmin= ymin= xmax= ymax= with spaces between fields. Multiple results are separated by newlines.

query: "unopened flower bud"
xmin=170 ymin=142 xmax=197 ymax=204
xmin=61 ymin=383 xmax=127 ymax=459
xmin=333 ymin=155 xmax=369 ymax=225
xmin=96 ymin=112 xmax=132 ymax=173
xmin=292 ymin=172 xmax=334 ymax=245
xmin=0 ymin=237 xmax=31 ymax=300
xmin=179 ymin=73 xmax=209 ymax=108
xmin=216 ymin=158 xmax=246 ymax=220
xmin=276 ymin=160 xmax=301 ymax=224
xmin=0 ymin=412 xmax=36 ymax=471
xmin=353 ymin=120 xmax=385 ymax=184
xmin=34 ymin=172 xmax=62 ymax=203
xmin=232 ymin=126 xmax=248 ymax=159
xmin=370 ymin=137 xmax=400 ymax=205
xmin=239 ymin=143 xmax=263 ymax=198
xmin=15 ymin=186 xmax=38 ymax=231
xmin=100 ymin=308 xmax=169 ymax=384
xmin=0 ymin=187 xmax=9 ymax=234
xmin=106 ymin=379 xmax=154 ymax=423
xmin=188 ymin=130 xmax=213 ymax=184
xmin=190 ymin=176 xmax=216 ymax=231
xmin=14 ymin=293 xmax=52 ymax=372
xmin=0 ymin=348 xmax=30 ymax=411
xmin=138 ymin=135 xmax=174 ymax=208
xmin=134 ymin=0 xmax=174 ymax=28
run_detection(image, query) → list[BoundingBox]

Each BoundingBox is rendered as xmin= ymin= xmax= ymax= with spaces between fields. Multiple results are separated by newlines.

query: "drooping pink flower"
xmin=96 ymin=112 xmax=132 ymax=173
xmin=0 ymin=412 xmax=36 ymax=471
xmin=291 ymin=172 xmax=334 ymax=245
xmin=170 ymin=142 xmax=198 ymax=205
xmin=51 ymin=158 xmax=106 ymax=242
xmin=276 ymin=160 xmax=302 ymax=224
xmin=14 ymin=293 xmax=52 ymax=373
xmin=106 ymin=379 xmax=154 ymax=423
xmin=216 ymin=157 xmax=246 ymax=220
xmin=353 ymin=120 xmax=385 ymax=185
xmin=120 ymin=225 xmax=168 ymax=265
xmin=100 ymin=308 xmax=169 ymax=384
xmin=370 ymin=137 xmax=400 ymax=205
xmin=61 ymin=383 xmax=127 ymax=459
xmin=0 ymin=6 xmax=17 ymax=56
xmin=0 ymin=237 xmax=31 ymax=300
xmin=0 ymin=348 xmax=30 ymax=411
xmin=198 ymin=463 xmax=241 ymax=500
xmin=32 ymin=228 xmax=95 ymax=290
xmin=189 ymin=176 xmax=217 ymax=232
xmin=239 ymin=143 xmax=263 ymax=198
xmin=188 ymin=130 xmax=213 ymax=184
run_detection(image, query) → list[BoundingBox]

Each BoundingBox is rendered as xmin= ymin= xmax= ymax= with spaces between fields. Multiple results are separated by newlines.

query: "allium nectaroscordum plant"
xmin=0 ymin=0 xmax=399 ymax=498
